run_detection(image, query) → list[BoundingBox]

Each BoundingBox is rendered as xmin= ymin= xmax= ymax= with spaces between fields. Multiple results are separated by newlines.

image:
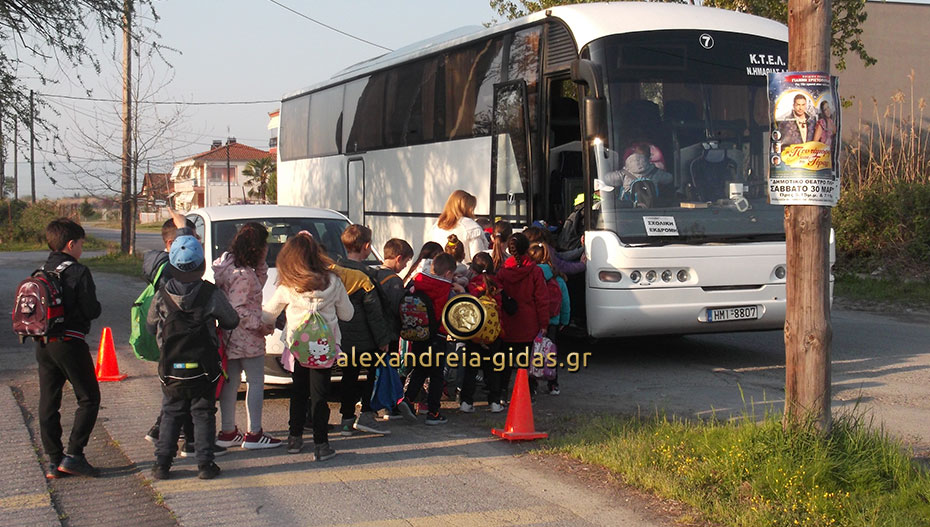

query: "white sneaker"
xmin=459 ymin=401 xmax=475 ymax=413
xmin=489 ymin=402 xmax=505 ymax=413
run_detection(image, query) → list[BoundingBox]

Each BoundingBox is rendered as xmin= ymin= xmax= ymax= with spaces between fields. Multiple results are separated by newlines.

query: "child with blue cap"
xmin=146 ymin=234 xmax=239 ymax=480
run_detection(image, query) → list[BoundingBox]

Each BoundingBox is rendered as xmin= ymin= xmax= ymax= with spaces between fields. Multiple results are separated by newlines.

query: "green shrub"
xmin=833 ymin=182 xmax=930 ymax=276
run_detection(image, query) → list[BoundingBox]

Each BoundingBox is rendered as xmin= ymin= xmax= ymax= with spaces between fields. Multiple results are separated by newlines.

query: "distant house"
xmin=170 ymin=140 xmax=272 ymax=211
xmin=268 ymin=109 xmax=279 ymax=157
xmin=139 ymin=172 xmax=173 ymax=211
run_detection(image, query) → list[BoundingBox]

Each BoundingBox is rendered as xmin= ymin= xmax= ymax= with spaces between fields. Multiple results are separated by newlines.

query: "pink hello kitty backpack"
xmin=289 ymin=311 xmax=338 ymax=369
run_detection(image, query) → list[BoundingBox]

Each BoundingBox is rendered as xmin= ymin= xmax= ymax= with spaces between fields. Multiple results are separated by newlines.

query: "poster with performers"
xmin=767 ymin=72 xmax=840 ymax=206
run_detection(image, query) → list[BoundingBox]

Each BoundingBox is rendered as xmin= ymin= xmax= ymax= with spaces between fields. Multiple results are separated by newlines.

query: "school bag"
xmin=129 ymin=263 xmax=166 ymax=361
xmin=11 ymin=261 xmax=74 ymax=343
xmin=158 ymin=282 xmax=223 ymax=397
xmin=289 ymin=310 xmax=339 ymax=369
xmin=363 ymin=265 xmax=401 ymax=337
xmin=398 ymin=285 xmax=437 ymax=342
xmin=529 ymin=330 xmax=557 ymax=380
xmin=545 ymin=277 xmax=563 ymax=319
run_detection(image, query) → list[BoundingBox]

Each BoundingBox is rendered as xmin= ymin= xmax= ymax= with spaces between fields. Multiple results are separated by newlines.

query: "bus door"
xmin=490 ymin=80 xmax=532 ymax=225
xmin=347 ymin=158 xmax=365 ymax=225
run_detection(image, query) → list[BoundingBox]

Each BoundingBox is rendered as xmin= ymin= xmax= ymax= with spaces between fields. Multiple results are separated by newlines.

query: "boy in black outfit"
xmin=38 ymin=218 xmax=102 ymax=479
xmin=142 ymin=216 xmax=198 ymax=451
xmin=146 ymin=234 xmax=239 ymax=480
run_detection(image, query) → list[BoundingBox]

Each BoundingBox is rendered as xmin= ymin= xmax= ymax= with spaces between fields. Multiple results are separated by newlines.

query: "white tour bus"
xmin=277 ymin=3 xmax=831 ymax=338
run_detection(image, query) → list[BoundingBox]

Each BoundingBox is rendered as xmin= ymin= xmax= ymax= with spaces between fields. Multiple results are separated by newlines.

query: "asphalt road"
xmin=2 ymin=250 xmax=928 ymax=525
xmin=84 ymin=226 xmax=164 ymax=252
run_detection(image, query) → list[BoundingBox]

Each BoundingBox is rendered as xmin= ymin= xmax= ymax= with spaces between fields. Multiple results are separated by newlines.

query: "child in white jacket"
xmin=262 ymin=232 xmax=353 ymax=461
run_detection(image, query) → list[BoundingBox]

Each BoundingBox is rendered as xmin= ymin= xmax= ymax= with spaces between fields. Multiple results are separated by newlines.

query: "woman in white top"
xmin=262 ymin=232 xmax=352 ymax=461
xmin=429 ymin=189 xmax=488 ymax=264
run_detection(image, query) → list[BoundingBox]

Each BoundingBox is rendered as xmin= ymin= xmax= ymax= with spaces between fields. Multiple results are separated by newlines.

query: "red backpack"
xmin=11 ymin=261 xmax=73 ymax=343
xmin=545 ymin=277 xmax=562 ymax=319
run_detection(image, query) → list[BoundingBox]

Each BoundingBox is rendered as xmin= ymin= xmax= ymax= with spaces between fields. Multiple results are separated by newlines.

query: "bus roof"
xmin=283 ymin=2 xmax=787 ymax=101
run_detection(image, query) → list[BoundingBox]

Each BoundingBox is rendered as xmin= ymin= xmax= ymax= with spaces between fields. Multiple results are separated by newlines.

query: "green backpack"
xmin=129 ymin=263 xmax=166 ymax=362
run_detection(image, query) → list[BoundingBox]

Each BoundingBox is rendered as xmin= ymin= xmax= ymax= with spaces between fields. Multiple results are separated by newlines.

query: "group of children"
xmin=32 ymin=197 xmax=582 ymax=482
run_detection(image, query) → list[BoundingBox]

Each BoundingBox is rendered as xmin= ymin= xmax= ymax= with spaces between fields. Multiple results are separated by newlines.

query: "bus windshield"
xmin=588 ymin=31 xmax=787 ymax=245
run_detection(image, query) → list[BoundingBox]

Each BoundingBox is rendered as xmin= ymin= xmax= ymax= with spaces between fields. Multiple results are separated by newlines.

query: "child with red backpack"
xmin=29 ymin=219 xmax=102 ymax=478
xmin=494 ymin=232 xmax=550 ymax=402
xmin=527 ymin=242 xmax=570 ymax=396
xmin=398 ymin=253 xmax=461 ymax=425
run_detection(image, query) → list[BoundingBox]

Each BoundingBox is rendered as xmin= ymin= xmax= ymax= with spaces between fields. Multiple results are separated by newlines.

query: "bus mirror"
xmin=570 ymin=59 xmax=603 ymax=99
xmin=584 ymin=97 xmax=607 ymax=143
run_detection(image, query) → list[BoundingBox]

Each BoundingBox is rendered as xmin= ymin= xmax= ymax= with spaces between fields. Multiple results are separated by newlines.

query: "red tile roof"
xmin=181 ymin=142 xmax=272 ymax=163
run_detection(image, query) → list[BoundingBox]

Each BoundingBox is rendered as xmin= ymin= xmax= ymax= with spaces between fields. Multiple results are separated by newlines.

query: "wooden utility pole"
xmin=13 ymin=115 xmax=18 ymax=201
xmin=29 ymin=90 xmax=35 ymax=203
xmin=783 ymin=0 xmax=833 ymax=433
xmin=120 ymin=0 xmax=133 ymax=253
xmin=1 ymin=105 xmax=4 ymax=197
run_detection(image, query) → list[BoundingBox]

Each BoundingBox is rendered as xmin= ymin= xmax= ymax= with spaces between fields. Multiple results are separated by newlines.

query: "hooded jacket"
xmin=212 ymin=251 xmax=272 ymax=359
xmin=411 ymin=271 xmax=453 ymax=335
xmin=495 ymin=255 xmax=549 ymax=342
xmin=538 ymin=263 xmax=570 ymax=326
xmin=333 ymin=258 xmax=392 ymax=351
xmin=145 ymin=278 xmax=240 ymax=355
xmin=262 ymin=272 xmax=354 ymax=373
xmin=43 ymin=251 xmax=102 ymax=339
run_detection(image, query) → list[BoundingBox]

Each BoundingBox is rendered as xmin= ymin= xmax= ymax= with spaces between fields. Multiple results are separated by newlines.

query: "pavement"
xmin=1 ymin=253 xmax=674 ymax=526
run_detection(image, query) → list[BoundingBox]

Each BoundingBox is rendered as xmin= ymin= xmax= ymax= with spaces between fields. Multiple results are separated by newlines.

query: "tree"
xmin=242 ymin=157 xmax=275 ymax=203
xmin=0 ymin=1 xmax=159 ymax=149
xmin=266 ymin=170 xmax=277 ymax=204
xmin=489 ymin=0 xmax=874 ymax=70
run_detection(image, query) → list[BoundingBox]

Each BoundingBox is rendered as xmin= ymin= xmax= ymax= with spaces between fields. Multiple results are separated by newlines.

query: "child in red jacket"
xmin=399 ymin=253 xmax=460 ymax=425
xmin=494 ymin=232 xmax=549 ymax=400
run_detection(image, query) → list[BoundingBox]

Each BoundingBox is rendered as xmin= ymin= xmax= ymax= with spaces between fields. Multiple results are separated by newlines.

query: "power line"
xmin=40 ymin=93 xmax=279 ymax=106
xmin=264 ymin=0 xmax=393 ymax=52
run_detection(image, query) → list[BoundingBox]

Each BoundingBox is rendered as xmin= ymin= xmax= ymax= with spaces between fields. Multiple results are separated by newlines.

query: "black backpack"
xmin=158 ymin=282 xmax=222 ymax=396
xmin=11 ymin=261 xmax=74 ymax=343
xmin=363 ymin=265 xmax=402 ymax=337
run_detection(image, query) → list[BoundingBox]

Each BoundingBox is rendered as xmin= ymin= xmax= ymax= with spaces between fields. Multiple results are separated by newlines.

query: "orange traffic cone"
xmin=95 ymin=327 xmax=127 ymax=382
xmin=492 ymin=368 xmax=548 ymax=441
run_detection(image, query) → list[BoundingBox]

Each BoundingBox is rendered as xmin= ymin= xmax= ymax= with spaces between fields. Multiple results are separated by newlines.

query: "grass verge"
xmin=543 ymin=412 xmax=930 ymax=526
xmin=85 ymin=220 xmax=164 ymax=233
xmin=0 ymin=235 xmax=115 ymax=252
xmin=83 ymin=251 xmax=143 ymax=278
xmin=834 ymin=273 xmax=930 ymax=309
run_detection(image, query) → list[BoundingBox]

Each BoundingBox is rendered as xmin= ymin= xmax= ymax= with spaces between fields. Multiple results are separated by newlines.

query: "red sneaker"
xmin=242 ymin=429 xmax=282 ymax=450
xmin=215 ymin=427 xmax=244 ymax=448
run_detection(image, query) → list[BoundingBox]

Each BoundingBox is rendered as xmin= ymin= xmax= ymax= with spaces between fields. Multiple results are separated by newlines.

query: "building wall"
xmin=837 ymin=1 xmax=930 ymax=141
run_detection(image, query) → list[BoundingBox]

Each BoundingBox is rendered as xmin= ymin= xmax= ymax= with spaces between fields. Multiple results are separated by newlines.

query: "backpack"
xmin=158 ymin=282 xmax=222 ymax=397
xmin=129 ymin=263 xmax=166 ymax=361
xmin=363 ymin=266 xmax=401 ymax=337
xmin=529 ymin=330 xmax=558 ymax=380
xmin=12 ymin=261 xmax=74 ymax=343
xmin=289 ymin=310 xmax=338 ymax=369
xmin=472 ymin=292 xmax=502 ymax=345
xmin=398 ymin=285 xmax=437 ymax=342
xmin=545 ymin=277 xmax=563 ymax=319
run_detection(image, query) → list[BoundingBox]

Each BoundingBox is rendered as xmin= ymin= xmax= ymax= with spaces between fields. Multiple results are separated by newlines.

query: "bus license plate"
xmin=707 ymin=306 xmax=758 ymax=322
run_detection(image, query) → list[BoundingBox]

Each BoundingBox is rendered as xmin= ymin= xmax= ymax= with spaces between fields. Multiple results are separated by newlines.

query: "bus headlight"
xmin=645 ymin=270 xmax=657 ymax=283
xmin=677 ymin=269 xmax=689 ymax=282
xmin=598 ymin=270 xmax=622 ymax=283
xmin=774 ymin=265 xmax=786 ymax=279
xmin=661 ymin=270 xmax=673 ymax=282
xmin=630 ymin=270 xmax=642 ymax=283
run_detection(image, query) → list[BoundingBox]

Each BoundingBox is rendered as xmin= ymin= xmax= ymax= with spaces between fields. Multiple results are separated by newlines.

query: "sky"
xmin=6 ymin=0 xmax=499 ymax=199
